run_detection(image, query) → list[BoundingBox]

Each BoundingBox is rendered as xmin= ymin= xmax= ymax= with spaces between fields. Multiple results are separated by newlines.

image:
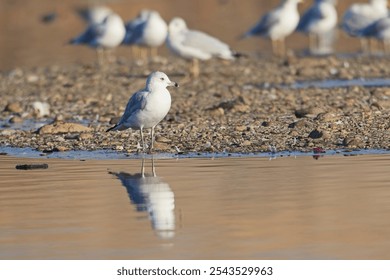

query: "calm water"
xmin=1 ymin=154 xmax=390 ymax=260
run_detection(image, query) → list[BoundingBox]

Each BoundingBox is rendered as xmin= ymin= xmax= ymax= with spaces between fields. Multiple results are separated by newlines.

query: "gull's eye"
xmin=160 ymin=77 xmax=165 ymax=81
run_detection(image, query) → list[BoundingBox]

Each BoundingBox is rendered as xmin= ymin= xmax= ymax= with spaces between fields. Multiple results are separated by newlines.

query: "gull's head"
xmin=168 ymin=17 xmax=187 ymax=34
xmin=146 ymin=71 xmax=179 ymax=90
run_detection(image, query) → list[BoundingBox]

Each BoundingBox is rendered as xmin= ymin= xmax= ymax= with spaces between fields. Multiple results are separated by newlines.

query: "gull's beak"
xmin=169 ymin=81 xmax=179 ymax=88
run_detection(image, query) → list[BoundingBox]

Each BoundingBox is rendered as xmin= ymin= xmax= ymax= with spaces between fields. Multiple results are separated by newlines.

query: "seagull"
xmin=341 ymin=0 xmax=388 ymax=51
xmin=106 ymin=71 xmax=179 ymax=151
xmin=358 ymin=16 xmax=390 ymax=53
xmin=123 ymin=10 xmax=168 ymax=59
xmin=297 ymin=0 xmax=338 ymax=54
xmin=70 ymin=12 xmax=126 ymax=65
xmin=167 ymin=17 xmax=240 ymax=77
xmin=109 ymin=158 xmax=175 ymax=239
xmin=241 ymin=0 xmax=303 ymax=57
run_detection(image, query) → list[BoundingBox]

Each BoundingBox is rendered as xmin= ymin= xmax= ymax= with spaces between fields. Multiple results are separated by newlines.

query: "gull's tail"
xmin=106 ymin=124 xmax=119 ymax=132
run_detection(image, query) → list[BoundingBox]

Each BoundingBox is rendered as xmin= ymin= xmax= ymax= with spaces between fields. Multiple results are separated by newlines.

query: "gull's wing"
xmin=359 ymin=17 xmax=390 ymax=38
xmin=182 ymin=30 xmax=230 ymax=55
xmin=297 ymin=6 xmax=324 ymax=32
xmin=118 ymin=90 xmax=148 ymax=125
xmin=70 ymin=21 xmax=106 ymax=45
xmin=245 ymin=9 xmax=281 ymax=37
xmin=123 ymin=20 xmax=147 ymax=44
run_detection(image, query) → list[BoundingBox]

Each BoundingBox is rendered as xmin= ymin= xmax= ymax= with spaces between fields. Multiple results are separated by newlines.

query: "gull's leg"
xmin=96 ymin=48 xmax=104 ymax=67
xmin=360 ymin=38 xmax=369 ymax=53
xmin=384 ymin=40 xmax=390 ymax=54
xmin=150 ymin=126 xmax=155 ymax=151
xmin=107 ymin=48 xmax=116 ymax=63
xmin=140 ymin=128 xmax=145 ymax=151
xmin=140 ymin=47 xmax=147 ymax=60
xmin=151 ymin=156 xmax=156 ymax=177
xmin=141 ymin=157 xmax=145 ymax=178
xmin=280 ymin=39 xmax=286 ymax=57
xmin=131 ymin=46 xmax=138 ymax=58
xmin=309 ymin=33 xmax=316 ymax=54
xmin=191 ymin=58 xmax=200 ymax=78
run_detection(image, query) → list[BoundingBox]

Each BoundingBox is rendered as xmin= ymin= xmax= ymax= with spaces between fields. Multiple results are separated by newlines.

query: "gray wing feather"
xmin=183 ymin=30 xmax=229 ymax=53
xmin=70 ymin=22 xmax=106 ymax=45
xmin=123 ymin=21 xmax=146 ymax=44
xmin=118 ymin=90 xmax=148 ymax=124
xmin=297 ymin=6 xmax=324 ymax=32
xmin=247 ymin=11 xmax=280 ymax=36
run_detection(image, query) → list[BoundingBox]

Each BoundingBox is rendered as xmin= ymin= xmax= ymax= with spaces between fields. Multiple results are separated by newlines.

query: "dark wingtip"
xmin=106 ymin=125 xmax=116 ymax=132
xmin=232 ymin=51 xmax=248 ymax=59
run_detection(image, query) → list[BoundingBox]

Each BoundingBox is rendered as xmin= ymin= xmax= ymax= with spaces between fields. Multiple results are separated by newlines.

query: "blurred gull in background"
xmin=123 ymin=10 xmax=168 ymax=59
xmin=241 ymin=0 xmax=303 ymax=57
xmin=167 ymin=17 xmax=240 ymax=77
xmin=70 ymin=11 xmax=126 ymax=65
xmin=297 ymin=0 xmax=338 ymax=55
xmin=341 ymin=0 xmax=389 ymax=52
xmin=358 ymin=15 xmax=390 ymax=53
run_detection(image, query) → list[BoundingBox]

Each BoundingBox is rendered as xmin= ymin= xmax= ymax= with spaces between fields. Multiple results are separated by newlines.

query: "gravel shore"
xmin=1 ymin=54 xmax=390 ymax=155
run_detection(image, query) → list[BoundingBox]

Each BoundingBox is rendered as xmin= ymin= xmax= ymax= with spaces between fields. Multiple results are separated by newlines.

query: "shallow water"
xmin=290 ymin=78 xmax=390 ymax=89
xmin=1 ymin=154 xmax=390 ymax=259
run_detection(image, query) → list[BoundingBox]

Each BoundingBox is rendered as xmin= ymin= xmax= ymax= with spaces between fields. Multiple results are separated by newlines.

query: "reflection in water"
xmin=109 ymin=158 xmax=175 ymax=239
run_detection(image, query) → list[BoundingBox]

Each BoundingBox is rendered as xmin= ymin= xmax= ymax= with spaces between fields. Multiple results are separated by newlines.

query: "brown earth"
xmin=1 ymin=54 xmax=390 ymax=155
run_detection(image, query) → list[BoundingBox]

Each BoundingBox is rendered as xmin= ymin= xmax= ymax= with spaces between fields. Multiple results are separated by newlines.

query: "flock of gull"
xmin=69 ymin=0 xmax=390 ymax=151
xmin=70 ymin=0 xmax=390 ymax=69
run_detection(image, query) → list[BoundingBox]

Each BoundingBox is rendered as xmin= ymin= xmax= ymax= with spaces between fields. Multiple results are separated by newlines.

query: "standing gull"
xmin=123 ymin=10 xmax=168 ymax=59
xmin=70 ymin=12 xmax=126 ymax=65
xmin=341 ymin=0 xmax=388 ymax=51
xmin=297 ymin=0 xmax=338 ymax=54
xmin=106 ymin=71 xmax=179 ymax=151
xmin=358 ymin=16 xmax=390 ymax=53
xmin=241 ymin=0 xmax=303 ymax=57
xmin=167 ymin=17 xmax=240 ymax=77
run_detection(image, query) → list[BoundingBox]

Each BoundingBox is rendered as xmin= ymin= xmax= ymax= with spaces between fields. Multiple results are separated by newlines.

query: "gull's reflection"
xmin=109 ymin=158 xmax=175 ymax=239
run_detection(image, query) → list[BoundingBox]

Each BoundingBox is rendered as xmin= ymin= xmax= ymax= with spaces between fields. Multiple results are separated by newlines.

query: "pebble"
xmin=4 ymin=102 xmax=23 ymax=113
xmin=38 ymin=121 xmax=92 ymax=134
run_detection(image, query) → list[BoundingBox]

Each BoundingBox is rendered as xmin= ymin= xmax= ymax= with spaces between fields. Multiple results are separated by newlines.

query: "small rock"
xmin=16 ymin=163 xmax=48 ymax=170
xmin=9 ymin=116 xmax=23 ymax=123
xmin=242 ymin=140 xmax=252 ymax=146
xmin=235 ymin=125 xmax=247 ymax=132
xmin=1 ymin=129 xmax=17 ymax=136
xmin=343 ymin=136 xmax=364 ymax=148
xmin=289 ymin=119 xmax=309 ymax=129
xmin=295 ymin=108 xmax=310 ymax=118
xmin=26 ymin=74 xmax=39 ymax=83
xmin=4 ymin=102 xmax=23 ymax=113
xmin=316 ymin=112 xmax=340 ymax=122
xmin=38 ymin=121 xmax=92 ymax=134
xmin=156 ymin=136 xmax=171 ymax=143
xmin=55 ymin=146 xmax=68 ymax=152
xmin=78 ymin=133 xmax=93 ymax=140
xmin=308 ymin=129 xmax=323 ymax=139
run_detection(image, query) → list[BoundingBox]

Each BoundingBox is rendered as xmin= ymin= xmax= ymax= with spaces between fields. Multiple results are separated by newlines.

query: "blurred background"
xmin=0 ymin=0 xmax=367 ymax=71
